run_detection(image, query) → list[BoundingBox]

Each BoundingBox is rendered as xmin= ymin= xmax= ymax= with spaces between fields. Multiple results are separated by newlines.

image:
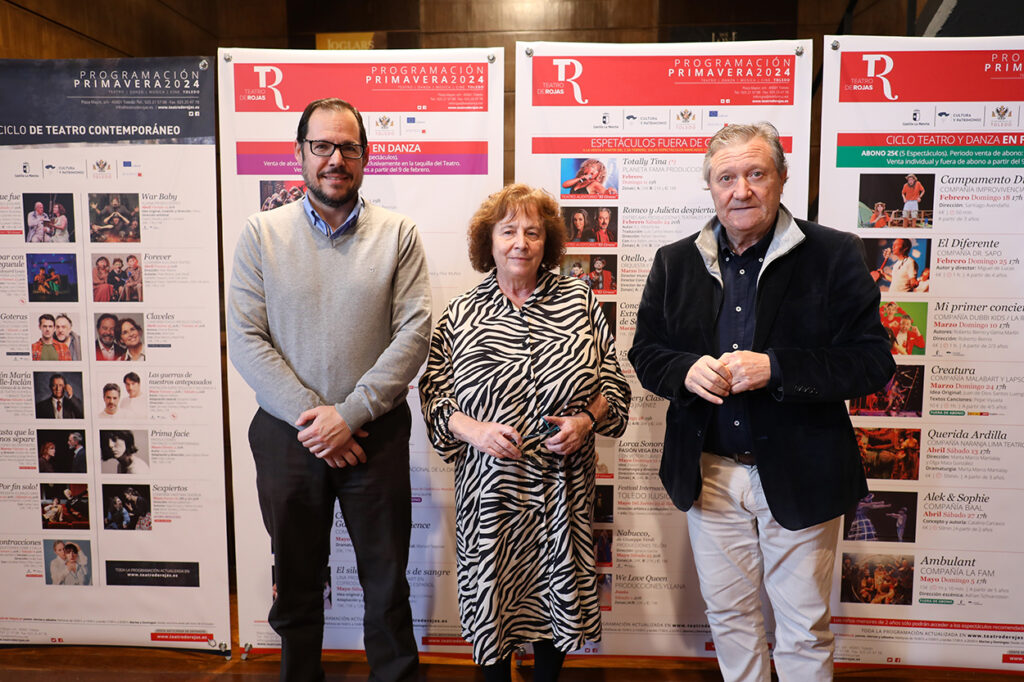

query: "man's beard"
xmin=306 ymin=181 xmax=356 ymax=209
xmin=302 ymin=158 xmax=359 ymax=209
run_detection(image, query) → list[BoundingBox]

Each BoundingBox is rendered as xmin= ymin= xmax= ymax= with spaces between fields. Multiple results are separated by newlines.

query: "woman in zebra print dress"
xmin=419 ymin=184 xmax=630 ymax=681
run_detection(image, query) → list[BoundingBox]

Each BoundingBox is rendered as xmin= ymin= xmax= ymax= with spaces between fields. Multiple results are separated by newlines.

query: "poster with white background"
xmin=217 ymin=46 xmax=503 ymax=656
xmin=821 ymin=34 xmax=1024 ymax=673
xmin=515 ymin=39 xmax=813 ymax=659
xmin=0 ymin=57 xmax=229 ymax=651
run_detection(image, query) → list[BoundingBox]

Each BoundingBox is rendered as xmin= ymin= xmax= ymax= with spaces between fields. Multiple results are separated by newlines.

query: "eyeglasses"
xmin=303 ymin=139 xmax=365 ymax=159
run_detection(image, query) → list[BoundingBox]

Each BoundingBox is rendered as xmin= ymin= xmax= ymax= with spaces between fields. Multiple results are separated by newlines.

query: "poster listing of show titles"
xmin=820 ymin=35 xmax=1024 ymax=671
xmin=217 ymin=47 xmax=504 ymax=654
xmin=0 ymin=58 xmax=230 ymax=649
xmin=515 ymin=40 xmax=812 ymax=658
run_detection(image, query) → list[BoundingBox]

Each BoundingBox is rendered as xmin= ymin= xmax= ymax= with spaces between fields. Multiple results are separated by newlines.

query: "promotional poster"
xmin=218 ymin=47 xmax=504 ymax=656
xmin=820 ymin=35 xmax=1024 ymax=672
xmin=0 ymin=57 xmax=230 ymax=650
xmin=515 ymin=39 xmax=813 ymax=659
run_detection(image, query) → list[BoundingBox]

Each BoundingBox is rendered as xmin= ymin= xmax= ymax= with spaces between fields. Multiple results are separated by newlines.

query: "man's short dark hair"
xmin=38 ymin=313 xmax=55 ymax=325
xmin=49 ymin=373 xmax=65 ymax=387
xmin=123 ymin=372 xmax=140 ymax=384
xmin=296 ymin=98 xmax=368 ymax=150
xmin=103 ymin=382 xmax=121 ymax=396
xmin=96 ymin=313 xmax=118 ymax=331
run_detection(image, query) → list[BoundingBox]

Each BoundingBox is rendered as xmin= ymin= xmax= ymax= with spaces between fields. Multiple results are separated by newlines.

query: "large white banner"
xmin=0 ymin=57 xmax=230 ymax=650
xmin=821 ymin=35 xmax=1024 ymax=673
xmin=217 ymin=46 xmax=504 ymax=656
xmin=515 ymin=40 xmax=813 ymax=659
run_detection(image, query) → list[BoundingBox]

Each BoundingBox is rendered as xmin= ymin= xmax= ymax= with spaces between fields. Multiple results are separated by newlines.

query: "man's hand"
xmin=295 ymin=406 xmax=368 ymax=468
xmin=684 ymin=355 xmax=732 ymax=404
xmin=719 ymin=351 xmax=771 ymax=394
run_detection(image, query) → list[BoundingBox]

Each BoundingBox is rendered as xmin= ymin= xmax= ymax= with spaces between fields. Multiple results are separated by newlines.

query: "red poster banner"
xmin=531 ymin=55 xmax=795 ymax=107
xmin=532 ymin=135 xmax=793 ymax=155
xmin=839 ymin=50 xmax=1024 ymax=102
xmin=233 ymin=62 xmax=488 ymax=112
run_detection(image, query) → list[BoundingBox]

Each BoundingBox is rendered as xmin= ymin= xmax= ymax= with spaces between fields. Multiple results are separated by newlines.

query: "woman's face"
xmin=491 ymin=206 xmax=545 ymax=282
xmin=120 ymin=322 xmax=141 ymax=347
xmin=43 ymin=443 xmax=55 ymax=457
xmin=572 ymin=212 xmax=585 ymax=230
xmin=109 ymin=437 xmax=127 ymax=458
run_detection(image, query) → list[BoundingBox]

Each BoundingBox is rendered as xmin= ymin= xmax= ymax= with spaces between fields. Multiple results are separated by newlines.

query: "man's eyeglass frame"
xmin=302 ymin=139 xmax=366 ymax=159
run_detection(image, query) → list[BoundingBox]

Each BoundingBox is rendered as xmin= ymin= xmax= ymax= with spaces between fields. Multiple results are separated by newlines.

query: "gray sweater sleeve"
xmin=333 ymin=221 xmax=432 ymax=431
xmin=227 ymin=220 xmax=323 ymax=425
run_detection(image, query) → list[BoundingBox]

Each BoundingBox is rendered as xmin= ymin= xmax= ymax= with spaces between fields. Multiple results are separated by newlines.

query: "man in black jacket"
xmin=629 ymin=122 xmax=894 ymax=681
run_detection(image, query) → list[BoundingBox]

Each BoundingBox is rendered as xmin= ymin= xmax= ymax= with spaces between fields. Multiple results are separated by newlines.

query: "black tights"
xmin=480 ymin=640 xmax=567 ymax=682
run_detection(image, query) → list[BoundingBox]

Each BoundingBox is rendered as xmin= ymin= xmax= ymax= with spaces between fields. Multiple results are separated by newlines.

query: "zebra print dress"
xmin=419 ymin=269 xmax=630 ymax=665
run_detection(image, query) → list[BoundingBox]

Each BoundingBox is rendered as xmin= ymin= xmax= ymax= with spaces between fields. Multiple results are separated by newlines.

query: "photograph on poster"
xmin=88 ymin=193 xmax=140 ymax=243
xmin=26 ymin=253 xmax=78 ymax=303
xmin=33 ymin=371 xmax=84 ymax=420
xmin=30 ymin=313 xmax=73 ymax=362
xmin=92 ymin=253 xmax=143 ymax=302
xmin=23 ymin=192 xmax=75 ymax=243
xmin=560 ymin=157 xmax=619 ymax=198
xmin=594 ymin=528 xmax=613 ymax=567
xmin=597 ymin=573 xmax=612 ymax=610
xmin=560 ymin=254 xmax=617 ymax=294
xmin=599 ymin=301 xmax=617 ymax=339
xmin=855 ymin=427 xmax=920 ymax=481
xmin=39 ymin=483 xmax=89 ymax=530
xmin=93 ymin=313 xmax=145 ymax=362
xmin=857 ymin=173 xmax=934 ymax=228
xmin=43 ymin=538 xmax=91 ymax=586
xmin=47 ymin=312 xmax=83 ymax=361
xmin=259 ymin=180 xmax=306 ymax=212
xmin=879 ymin=301 xmax=928 ymax=355
xmin=101 ymin=483 xmax=151 ymax=530
xmin=840 ymin=553 xmax=914 ymax=606
xmin=95 ymin=370 xmax=147 ymax=420
xmin=864 ymin=237 xmax=931 ymax=293
xmin=848 ymin=364 xmax=924 ymax=418
xmin=561 ymin=206 xmax=618 ymax=244
xmin=36 ymin=429 xmax=86 ymax=474
xmin=594 ymin=484 xmax=614 ymax=523
xmin=844 ymin=490 xmax=918 ymax=543
xmin=99 ymin=429 xmax=150 ymax=475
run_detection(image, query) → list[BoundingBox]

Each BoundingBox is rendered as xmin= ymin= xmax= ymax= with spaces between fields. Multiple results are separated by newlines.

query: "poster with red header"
xmin=821 ymin=35 xmax=1024 ymax=673
xmin=516 ymin=40 xmax=812 ymax=660
xmin=217 ymin=47 xmax=504 ymax=658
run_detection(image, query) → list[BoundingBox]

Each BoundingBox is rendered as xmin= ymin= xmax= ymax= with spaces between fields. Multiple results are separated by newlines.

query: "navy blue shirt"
xmin=705 ymin=223 xmax=780 ymax=458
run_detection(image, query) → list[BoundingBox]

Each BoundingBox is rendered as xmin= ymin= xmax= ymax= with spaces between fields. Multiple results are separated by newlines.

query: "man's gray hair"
xmin=703 ymin=122 xmax=787 ymax=184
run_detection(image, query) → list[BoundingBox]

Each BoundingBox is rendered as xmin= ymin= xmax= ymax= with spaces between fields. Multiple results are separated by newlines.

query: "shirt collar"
xmin=302 ymin=192 xmax=363 ymax=239
xmin=716 ymin=221 xmax=776 ymax=261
